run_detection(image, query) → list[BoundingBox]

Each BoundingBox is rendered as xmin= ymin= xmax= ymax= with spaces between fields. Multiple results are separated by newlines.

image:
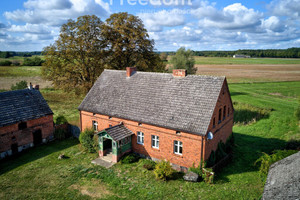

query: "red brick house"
xmin=78 ymin=67 xmax=234 ymax=170
xmin=0 ymin=89 xmax=54 ymax=159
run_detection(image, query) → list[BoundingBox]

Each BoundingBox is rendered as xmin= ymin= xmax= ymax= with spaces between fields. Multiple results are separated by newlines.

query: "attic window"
xmin=138 ymin=123 xmax=142 ymax=126
xmin=108 ymin=116 xmax=112 ymax=119
xmin=176 ymin=131 xmax=181 ymax=135
xmin=18 ymin=122 xmax=27 ymax=130
xmin=93 ymin=113 xmax=96 ymax=116
xmin=218 ymin=108 xmax=222 ymax=124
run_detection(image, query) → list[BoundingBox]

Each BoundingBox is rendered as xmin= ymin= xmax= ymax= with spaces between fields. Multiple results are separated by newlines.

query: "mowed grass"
xmin=1 ymin=81 xmax=299 ymax=199
xmin=0 ymin=66 xmax=41 ymax=77
xmin=193 ymin=56 xmax=300 ymax=65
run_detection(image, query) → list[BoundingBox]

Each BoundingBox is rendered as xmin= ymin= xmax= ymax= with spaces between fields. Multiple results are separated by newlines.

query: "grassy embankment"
xmin=0 ymin=81 xmax=299 ymax=199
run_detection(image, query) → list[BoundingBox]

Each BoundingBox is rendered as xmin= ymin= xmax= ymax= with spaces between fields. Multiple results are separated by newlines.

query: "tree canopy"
xmin=42 ymin=13 xmax=165 ymax=94
xmin=170 ymin=47 xmax=196 ymax=74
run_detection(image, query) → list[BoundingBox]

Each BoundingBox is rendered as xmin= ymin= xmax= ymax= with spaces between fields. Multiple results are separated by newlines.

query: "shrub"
xmin=154 ymin=160 xmax=174 ymax=180
xmin=207 ymin=150 xmax=216 ymax=167
xmin=202 ymin=168 xmax=214 ymax=184
xmin=189 ymin=163 xmax=203 ymax=176
xmin=55 ymin=115 xmax=68 ymax=125
xmin=142 ymin=159 xmax=156 ymax=170
xmin=0 ymin=60 xmax=12 ymax=66
xmin=121 ymin=153 xmax=139 ymax=164
xmin=11 ymin=80 xmax=28 ymax=90
xmin=79 ymin=129 xmax=96 ymax=153
xmin=255 ymin=150 xmax=298 ymax=177
xmin=23 ymin=57 xmax=44 ymax=66
xmin=54 ymin=128 xmax=67 ymax=140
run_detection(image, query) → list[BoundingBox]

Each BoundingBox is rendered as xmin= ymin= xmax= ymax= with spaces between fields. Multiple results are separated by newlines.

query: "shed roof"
xmin=100 ymin=124 xmax=134 ymax=141
xmin=0 ymin=89 xmax=53 ymax=127
xmin=78 ymin=69 xmax=225 ymax=136
xmin=263 ymin=151 xmax=300 ymax=199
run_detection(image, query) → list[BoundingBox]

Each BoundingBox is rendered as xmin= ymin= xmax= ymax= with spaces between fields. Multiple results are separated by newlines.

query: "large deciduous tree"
xmin=102 ymin=12 xmax=165 ymax=72
xmin=170 ymin=47 xmax=196 ymax=74
xmin=43 ymin=13 xmax=165 ymax=94
xmin=42 ymin=15 xmax=107 ymax=93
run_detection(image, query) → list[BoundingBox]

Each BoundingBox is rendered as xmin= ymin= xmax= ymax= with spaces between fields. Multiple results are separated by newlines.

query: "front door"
xmin=33 ymin=129 xmax=42 ymax=146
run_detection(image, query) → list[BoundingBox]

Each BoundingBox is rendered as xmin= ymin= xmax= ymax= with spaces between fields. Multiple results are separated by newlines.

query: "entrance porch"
xmin=97 ymin=123 xmax=134 ymax=163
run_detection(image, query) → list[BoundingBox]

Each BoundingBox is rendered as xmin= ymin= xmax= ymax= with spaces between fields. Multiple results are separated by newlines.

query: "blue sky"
xmin=0 ymin=0 xmax=300 ymax=51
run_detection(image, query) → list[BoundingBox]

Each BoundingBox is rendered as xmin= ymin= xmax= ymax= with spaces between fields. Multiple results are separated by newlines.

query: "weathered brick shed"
xmin=0 ymin=89 xmax=54 ymax=159
xmin=78 ymin=67 xmax=234 ymax=170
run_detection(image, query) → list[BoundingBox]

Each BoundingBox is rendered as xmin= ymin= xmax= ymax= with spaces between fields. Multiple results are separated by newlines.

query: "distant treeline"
xmin=0 ymin=51 xmax=42 ymax=58
xmin=159 ymin=48 xmax=300 ymax=58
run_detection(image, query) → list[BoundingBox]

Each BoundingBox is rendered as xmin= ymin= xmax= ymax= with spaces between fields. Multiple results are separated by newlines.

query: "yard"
xmin=0 ymin=81 xmax=299 ymax=199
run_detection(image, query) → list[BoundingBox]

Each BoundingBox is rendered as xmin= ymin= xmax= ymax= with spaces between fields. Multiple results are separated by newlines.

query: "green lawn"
xmin=0 ymin=81 xmax=299 ymax=199
xmin=192 ymin=56 xmax=300 ymax=65
xmin=0 ymin=66 xmax=41 ymax=77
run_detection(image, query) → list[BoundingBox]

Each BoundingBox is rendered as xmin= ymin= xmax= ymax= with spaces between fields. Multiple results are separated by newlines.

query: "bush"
xmin=23 ymin=57 xmax=44 ymax=66
xmin=0 ymin=60 xmax=12 ymax=66
xmin=142 ymin=159 xmax=156 ymax=170
xmin=255 ymin=150 xmax=298 ymax=177
xmin=189 ymin=163 xmax=203 ymax=176
xmin=79 ymin=129 xmax=96 ymax=153
xmin=54 ymin=128 xmax=67 ymax=140
xmin=154 ymin=160 xmax=174 ymax=180
xmin=202 ymin=168 xmax=214 ymax=184
xmin=11 ymin=80 xmax=28 ymax=90
xmin=121 ymin=153 xmax=139 ymax=164
xmin=55 ymin=115 xmax=68 ymax=125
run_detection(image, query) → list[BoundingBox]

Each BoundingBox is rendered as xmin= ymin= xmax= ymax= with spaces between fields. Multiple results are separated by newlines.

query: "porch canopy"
xmin=100 ymin=123 xmax=133 ymax=142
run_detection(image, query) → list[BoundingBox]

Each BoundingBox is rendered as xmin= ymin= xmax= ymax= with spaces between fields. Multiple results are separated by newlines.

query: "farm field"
xmin=193 ymin=56 xmax=300 ymax=65
xmin=0 ymin=81 xmax=299 ymax=199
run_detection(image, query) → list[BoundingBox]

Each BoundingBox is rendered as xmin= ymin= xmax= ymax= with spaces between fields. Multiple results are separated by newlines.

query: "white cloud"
xmin=138 ymin=9 xmax=185 ymax=32
xmin=269 ymin=0 xmax=300 ymax=18
xmin=8 ymin=23 xmax=53 ymax=34
xmin=191 ymin=2 xmax=263 ymax=31
xmin=4 ymin=0 xmax=111 ymax=26
xmin=261 ymin=16 xmax=285 ymax=32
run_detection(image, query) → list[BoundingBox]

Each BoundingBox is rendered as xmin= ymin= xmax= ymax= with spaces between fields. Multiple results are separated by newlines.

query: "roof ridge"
xmin=103 ymin=69 xmax=226 ymax=79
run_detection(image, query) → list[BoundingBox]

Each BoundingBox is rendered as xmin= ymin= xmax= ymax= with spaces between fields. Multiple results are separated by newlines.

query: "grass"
xmin=40 ymin=88 xmax=84 ymax=125
xmin=0 ymin=81 xmax=299 ymax=199
xmin=0 ymin=66 xmax=41 ymax=77
xmin=193 ymin=56 xmax=300 ymax=65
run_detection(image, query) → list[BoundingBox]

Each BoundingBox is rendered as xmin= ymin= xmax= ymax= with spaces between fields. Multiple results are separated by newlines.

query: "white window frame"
xmin=137 ymin=131 xmax=144 ymax=145
xmin=151 ymin=135 xmax=159 ymax=149
xmin=92 ymin=120 xmax=98 ymax=131
xmin=174 ymin=140 xmax=182 ymax=155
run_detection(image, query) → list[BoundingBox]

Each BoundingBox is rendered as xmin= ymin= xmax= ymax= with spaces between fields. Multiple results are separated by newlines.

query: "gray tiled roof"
xmin=102 ymin=124 xmax=134 ymax=141
xmin=78 ymin=70 xmax=225 ymax=136
xmin=0 ymin=89 xmax=53 ymax=127
xmin=263 ymin=151 xmax=300 ymax=200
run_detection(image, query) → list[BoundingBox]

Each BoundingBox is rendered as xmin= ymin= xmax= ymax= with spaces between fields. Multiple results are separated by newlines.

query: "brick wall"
xmin=203 ymin=79 xmax=234 ymax=159
xmin=0 ymin=115 xmax=54 ymax=156
xmin=80 ymin=111 xmax=204 ymax=168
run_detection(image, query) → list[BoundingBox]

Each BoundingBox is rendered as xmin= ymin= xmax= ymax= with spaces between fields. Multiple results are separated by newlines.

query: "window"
xmin=108 ymin=116 xmax=112 ymax=119
xmin=92 ymin=120 xmax=98 ymax=131
xmin=218 ymin=108 xmax=222 ymax=123
xmin=176 ymin=131 xmax=181 ymax=135
xmin=174 ymin=141 xmax=182 ymax=155
xmin=138 ymin=123 xmax=142 ymax=126
xmin=137 ymin=131 xmax=144 ymax=145
xmin=223 ymin=106 xmax=226 ymax=119
xmin=213 ymin=117 xmax=216 ymax=128
xmin=93 ymin=113 xmax=96 ymax=116
xmin=18 ymin=122 xmax=27 ymax=130
xmin=109 ymin=124 xmax=112 ymax=128
xmin=151 ymin=135 xmax=159 ymax=149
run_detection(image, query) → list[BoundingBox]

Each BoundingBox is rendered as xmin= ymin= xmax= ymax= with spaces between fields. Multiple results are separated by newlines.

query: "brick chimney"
xmin=126 ymin=67 xmax=136 ymax=77
xmin=173 ymin=69 xmax=187 ymax=77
